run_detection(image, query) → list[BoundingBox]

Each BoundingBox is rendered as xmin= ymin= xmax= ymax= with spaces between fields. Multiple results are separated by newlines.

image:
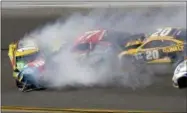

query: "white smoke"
xmin=22 ymin=6 xmax=186 ymax=90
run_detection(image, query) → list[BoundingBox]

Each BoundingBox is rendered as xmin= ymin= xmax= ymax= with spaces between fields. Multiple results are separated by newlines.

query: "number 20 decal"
xmin=151 ymin=28 xmax=172 ymax=36
xmin=146 ymin=50 xmax=159 ymax=60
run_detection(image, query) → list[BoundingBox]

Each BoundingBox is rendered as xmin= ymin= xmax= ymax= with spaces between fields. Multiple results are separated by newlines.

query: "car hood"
xmin=118 ymin=49 xmax=137 ymax=58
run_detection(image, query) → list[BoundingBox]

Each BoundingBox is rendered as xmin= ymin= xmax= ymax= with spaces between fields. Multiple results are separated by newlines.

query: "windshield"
xmin=124 ymin=44 xmax=141 ymax=50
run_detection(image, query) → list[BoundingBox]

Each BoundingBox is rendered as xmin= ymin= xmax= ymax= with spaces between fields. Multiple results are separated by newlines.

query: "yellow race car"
xmin=8 ymin=37 xmax=66 ymax=91
xmin=118 ymin=27 xmax=186 ymax=74
xmin=8 ymin=38 xmax=40 ymax=88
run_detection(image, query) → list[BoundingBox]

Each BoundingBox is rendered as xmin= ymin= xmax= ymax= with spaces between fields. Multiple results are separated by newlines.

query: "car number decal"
xmin=145 ymin=50 xmax=159 ymax=60
xmin=151 ymin=28 xmax=172 ymax=36
xmin=79 ymin=30 xmax=101 ymax=41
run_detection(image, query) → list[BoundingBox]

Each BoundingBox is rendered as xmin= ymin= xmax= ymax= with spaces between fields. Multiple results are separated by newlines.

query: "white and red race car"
xmin=172 ymin=59 xmax=187 ymax=89
xmin=71 ymin=29 xmax=145 ymax=65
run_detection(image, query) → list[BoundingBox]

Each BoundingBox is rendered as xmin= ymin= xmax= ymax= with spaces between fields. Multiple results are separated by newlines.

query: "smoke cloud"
xmin=21 ymin=6 xmax=186 ymax=90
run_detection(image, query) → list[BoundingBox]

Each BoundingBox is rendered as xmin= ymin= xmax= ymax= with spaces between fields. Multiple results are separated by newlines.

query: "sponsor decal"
xmin=16 ymin=61 xmax=26 ymax=70
xmin=162 ymin=45 xmax=183 ymax=53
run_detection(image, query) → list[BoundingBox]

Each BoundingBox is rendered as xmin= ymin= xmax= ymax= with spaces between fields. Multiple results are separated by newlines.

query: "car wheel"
xmin=15 ymin=80 xmax=23 ymax=88
xmin=178 ymin=76 xmax=187 ymax=89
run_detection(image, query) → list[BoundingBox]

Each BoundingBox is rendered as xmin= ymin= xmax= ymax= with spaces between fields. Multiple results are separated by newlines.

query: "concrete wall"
xmin=1 ymin=2 xmax=184 ymax=49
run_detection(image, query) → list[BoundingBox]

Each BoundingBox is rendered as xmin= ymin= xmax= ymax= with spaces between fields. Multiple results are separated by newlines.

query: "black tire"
xmin=177 ymin=76 xmax=187 ymax=89
xmin=15 ymin=80 xmax=23 ymax=88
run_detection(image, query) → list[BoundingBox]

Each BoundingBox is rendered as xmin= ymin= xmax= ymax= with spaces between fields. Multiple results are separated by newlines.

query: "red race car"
xmin=71 ymin=29 xmax=145 ymax=69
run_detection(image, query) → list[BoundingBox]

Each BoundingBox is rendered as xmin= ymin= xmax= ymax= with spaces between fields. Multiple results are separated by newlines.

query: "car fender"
xmin=172 ymin=60 xmax=187 ymax=84
xmin=118 ymin=49 xmax=137 ymax=59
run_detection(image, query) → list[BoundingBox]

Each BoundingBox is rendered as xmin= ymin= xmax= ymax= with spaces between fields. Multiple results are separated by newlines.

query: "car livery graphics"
xmin=119 ymin=27 xmax=186 ymax=65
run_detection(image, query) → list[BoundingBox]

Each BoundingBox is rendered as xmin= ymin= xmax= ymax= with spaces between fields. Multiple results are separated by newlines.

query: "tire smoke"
xmin=21 ymin=6 xmax=186 ymax=90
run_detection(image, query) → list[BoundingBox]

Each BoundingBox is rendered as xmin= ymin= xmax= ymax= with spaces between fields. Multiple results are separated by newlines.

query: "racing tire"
xmin=16 ymin=79 xmax=45 ymax=92
xmin=15 ymin=80 xmax=24 ymax=88
xmin=15 ymin=80 xmax=33 ymax=92
xmin=177 ymin=76 xmax=187 ymax=89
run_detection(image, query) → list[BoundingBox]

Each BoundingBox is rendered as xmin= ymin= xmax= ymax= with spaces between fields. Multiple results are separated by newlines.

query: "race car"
xmin=8 ymin=38 xmax=63 ymax=92
xmin=71 ymin=29 xmax=146 ymax=66
xmin=8 ymin=38 xmax=45 ymax=91
xmin=8 ymin=39 xmax=39 ymax=78
xmin=118 ymin=27 xmax=186 ymax=75
xmin=72 ymin=30 xmax=130 ymax=53
xmin=7 ymin=29 xmax=146 ymax=91
xmin=172 ymin=59 xmax=187 ymax=89
xmin=72 ymin=30 xmax=127 ymax=66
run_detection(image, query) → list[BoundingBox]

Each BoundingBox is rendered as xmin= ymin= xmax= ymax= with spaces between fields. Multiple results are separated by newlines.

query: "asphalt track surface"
xmin=1 ymin=7 xmax=187 ymax=112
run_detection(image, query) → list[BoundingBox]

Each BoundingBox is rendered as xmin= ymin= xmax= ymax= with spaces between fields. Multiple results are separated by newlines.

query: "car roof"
xmin=174 ymin=28 xmax=186 ymax=41
xmin=145 ymin=27 xmax=186 ymax=42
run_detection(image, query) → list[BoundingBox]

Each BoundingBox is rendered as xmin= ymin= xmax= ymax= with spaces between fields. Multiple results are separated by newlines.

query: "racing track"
xmin=1 ymin=6 xmax=187 ymax=112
